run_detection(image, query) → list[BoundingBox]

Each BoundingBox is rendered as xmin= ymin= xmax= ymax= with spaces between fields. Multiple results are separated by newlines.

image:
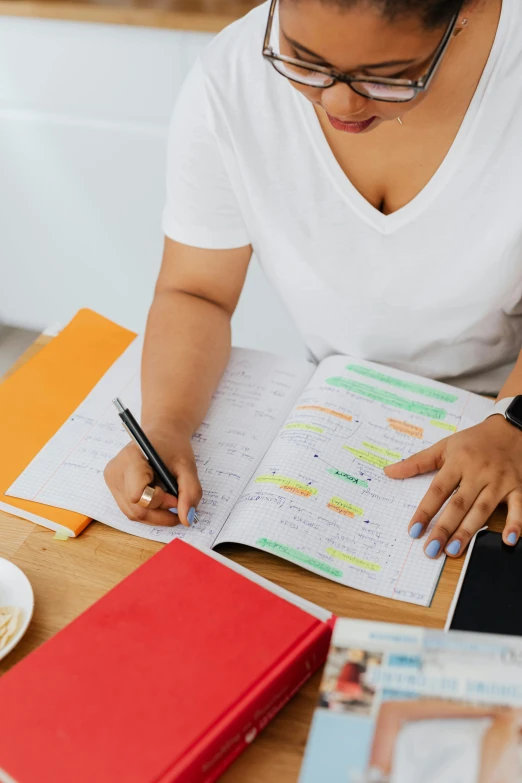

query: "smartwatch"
xmin=485 ymin=395 xmax=522 ymax=431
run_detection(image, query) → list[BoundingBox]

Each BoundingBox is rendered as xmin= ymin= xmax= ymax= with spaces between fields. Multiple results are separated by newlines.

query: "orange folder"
xmin=0 ymin=309 xmax=136 ymax=536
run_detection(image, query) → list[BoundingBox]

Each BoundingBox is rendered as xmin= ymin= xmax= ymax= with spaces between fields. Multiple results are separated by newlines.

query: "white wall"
xmin=0 ymin=17 xmax=306 ymax=357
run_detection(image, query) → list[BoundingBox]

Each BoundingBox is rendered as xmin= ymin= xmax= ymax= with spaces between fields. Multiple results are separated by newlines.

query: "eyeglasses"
xmin=262 ymin=0 xmax=463 ymax=103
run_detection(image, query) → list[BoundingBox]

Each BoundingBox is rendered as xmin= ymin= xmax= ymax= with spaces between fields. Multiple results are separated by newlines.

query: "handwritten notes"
xmin=327 ymin=497 xmax=364 ymax=518
xmin=256 ymin=538 xmax=343 ymax=578
xmin=8 ymin=344 xmax=493 ymax=607
xmin=387 ymin=418 xmax=424 ymax=438
xmin=345 ymin=364 xmax=459 ymax=403
xmin=8 ymin=339 xmax=314 ymax=546
xmin=327 ymin=376 xmax=448 ymax=420
xmin=343 ymin=446 xmax=394 ymax=469
xmin=325 ymin=468 xmax=368 ymax=488
xmin=297 ymin=405 xmax=352 ymax=422
xmin=325 ymin=548 xmax=380 ymax=572
xmin=255 ymin=475 xmax=318 ymax=497
xmin=217 ymin=355 xmax=493 ymax=606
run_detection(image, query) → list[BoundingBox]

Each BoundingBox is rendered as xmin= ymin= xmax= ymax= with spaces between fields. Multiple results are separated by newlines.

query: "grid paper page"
xmin=8 ymin=339 xmax=314 ymax=545
xmin=217 ymin=355 xmax=494 ymax=606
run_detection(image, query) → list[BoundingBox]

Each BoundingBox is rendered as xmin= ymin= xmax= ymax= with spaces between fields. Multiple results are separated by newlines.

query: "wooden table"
xmin=0 ymin=335 xmax=506 ymax=782
xmin=0 ymin=0 xmax=261 ymax=32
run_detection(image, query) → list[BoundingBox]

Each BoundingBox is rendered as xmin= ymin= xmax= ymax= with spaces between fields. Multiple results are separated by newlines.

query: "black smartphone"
xmin=447 ymin=529 xmax=522 ymax=636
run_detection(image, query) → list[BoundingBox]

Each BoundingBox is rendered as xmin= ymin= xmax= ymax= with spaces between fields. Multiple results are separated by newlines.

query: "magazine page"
xmin=300 ymin=618 xmax=522 ymax=783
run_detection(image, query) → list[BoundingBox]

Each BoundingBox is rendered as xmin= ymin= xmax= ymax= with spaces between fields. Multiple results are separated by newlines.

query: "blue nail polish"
xmin=187 ymin=507 xmax=196 ymax=526
xmin=446 ymin=540 xmax=461 ymax=556
xmin=426 ymin=540 xmax=441 ymax=559
xmin=409 ymin=522 xmax=424 ymax=539
xmin=508 ymin=532 xmax=517 ymax=545
xmin=168 ymin=508 xmax=178 ymax=515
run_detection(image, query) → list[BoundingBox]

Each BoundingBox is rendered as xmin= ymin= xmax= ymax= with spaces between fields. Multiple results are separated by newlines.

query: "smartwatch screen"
xmin=506 ymin=396 xmax=522 ymax=428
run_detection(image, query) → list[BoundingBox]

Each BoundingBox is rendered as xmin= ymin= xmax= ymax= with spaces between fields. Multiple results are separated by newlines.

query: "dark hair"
xmin=325 ymin=0 xmax=466 ymax=28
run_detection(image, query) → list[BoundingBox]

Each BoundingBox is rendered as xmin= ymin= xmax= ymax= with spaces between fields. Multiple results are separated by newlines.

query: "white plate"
xmin=0 ymin=558 xmax=34 ymax=661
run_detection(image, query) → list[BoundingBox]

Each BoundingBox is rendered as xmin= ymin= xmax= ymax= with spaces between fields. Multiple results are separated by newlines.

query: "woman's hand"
xmin=384 ymin=415 xmax=522 ymax=558
xmin=104 ymin=426 xmax=202 ymax=528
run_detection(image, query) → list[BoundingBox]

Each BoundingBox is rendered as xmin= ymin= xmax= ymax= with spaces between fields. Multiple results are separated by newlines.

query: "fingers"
xmin=104 ymin=450 xmax=180 ymax=527
xmin=503 ymin=490 xmax=522 ymax=546
xmin=407 ymin=466 xmax=462 ymax=544
xmin=441 ymin=487 xmax=498 ymax=557
xmin=122 ymin=448 xmax=155 ymax=505
xmin=126 ymin=482 xmax=164 ymax=511
xmin=423 ymin=484 xmax=494 ymax=559
xmin=385 ymin=442 xmax=443 ymax=480
xmin=122 ymin=469 xmax=178 ymax=514
xmin=123 ymin=478 xmax=180 ymax=526
xmin=126 ymin=449 xmax=202 ymax=528
xmin=395 ymin=422 xmax=522 ymax=560
xmin=104 ymin=440 xmax=202 ymax=529
xmin=170 ymin=454 xmax=203 ymax=527
xmin=120 ymin=501 xmax=184 ymax=528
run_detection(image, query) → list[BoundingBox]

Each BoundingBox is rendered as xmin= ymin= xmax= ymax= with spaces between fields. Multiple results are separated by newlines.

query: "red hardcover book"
xmin=0 ymin=540 xmax=333 ymax=783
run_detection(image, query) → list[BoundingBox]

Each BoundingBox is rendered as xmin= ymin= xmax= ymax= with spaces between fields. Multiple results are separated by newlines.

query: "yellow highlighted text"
xmin=326 ymin=548 xmax=381 ymax=572
xmin=343 ymin=446 xmax=393 ymax=469
xmin=430 ymin=420 xmax=457 ymax=433
xmin=255 ymin=475 xmax=317 ymax=497
xmin=328 ymin=496 xmax=364 ymax=517
xmin=362 ymin=442 xmax=401 ymax=460
xmin=285 ymin=423 xmax=324 ymax=434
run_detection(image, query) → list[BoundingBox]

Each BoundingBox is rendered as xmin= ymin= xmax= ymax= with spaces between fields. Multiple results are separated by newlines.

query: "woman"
xmin=105 ymin=0 xmax=522 ymax=560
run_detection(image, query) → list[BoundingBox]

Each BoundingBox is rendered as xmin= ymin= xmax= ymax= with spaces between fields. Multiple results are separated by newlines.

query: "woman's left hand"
xmin=384 ymin=415 xmax=522 ymax=559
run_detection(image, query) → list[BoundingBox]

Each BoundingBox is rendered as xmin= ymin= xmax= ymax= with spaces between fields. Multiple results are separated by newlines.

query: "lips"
xmin=326 ymin=114 xmax=377 ymax=133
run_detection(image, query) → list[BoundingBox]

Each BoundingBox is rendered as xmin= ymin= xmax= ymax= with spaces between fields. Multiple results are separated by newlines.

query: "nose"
xmin=320 ymin=81 xmax=369 ymax=120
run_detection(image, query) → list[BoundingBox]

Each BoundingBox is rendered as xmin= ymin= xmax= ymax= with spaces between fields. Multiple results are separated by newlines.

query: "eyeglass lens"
xmin=271 ymin=58 xmax=417 ymax=100
xmin=269 ymin=5 xmax=417 ymax=101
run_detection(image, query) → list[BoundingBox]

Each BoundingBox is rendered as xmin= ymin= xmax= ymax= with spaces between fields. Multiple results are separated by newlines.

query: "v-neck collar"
xmin=293 ymin=0 xmax=512 ymax=235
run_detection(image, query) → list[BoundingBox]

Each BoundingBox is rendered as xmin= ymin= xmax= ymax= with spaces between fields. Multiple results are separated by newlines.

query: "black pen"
xmin=113 ymin=397 xmax=199 ymax=523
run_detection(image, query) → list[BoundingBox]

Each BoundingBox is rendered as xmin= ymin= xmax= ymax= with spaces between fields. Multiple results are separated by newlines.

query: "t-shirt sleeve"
xmin=162 ymin=59 xmax=250 ymax=250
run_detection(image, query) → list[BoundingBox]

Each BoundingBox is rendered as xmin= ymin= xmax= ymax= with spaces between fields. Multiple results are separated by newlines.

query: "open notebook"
xmin=8 ymin=338 xmax=492 ymax=606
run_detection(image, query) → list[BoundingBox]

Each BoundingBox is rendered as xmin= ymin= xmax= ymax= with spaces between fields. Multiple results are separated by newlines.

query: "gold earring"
xmin=397 ymin=117 xmax=403 ymax=125
xmin=454 ymin=17 xmax=469 ymax=36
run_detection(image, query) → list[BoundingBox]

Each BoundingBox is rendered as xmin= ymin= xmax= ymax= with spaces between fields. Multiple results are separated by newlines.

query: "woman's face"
xmin=278 ymin=0 xmax=459 ymax=133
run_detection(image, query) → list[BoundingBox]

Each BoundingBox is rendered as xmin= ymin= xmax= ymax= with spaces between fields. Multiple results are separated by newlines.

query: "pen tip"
xmin=113 ymin=398 xmax=125 ymax=413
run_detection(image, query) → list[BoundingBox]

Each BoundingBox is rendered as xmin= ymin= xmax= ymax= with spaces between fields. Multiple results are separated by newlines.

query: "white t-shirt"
xmin=163 ymin=0 xmax=522 ymax=394
xmin=390 ymin=718 xmax=492 ymax=783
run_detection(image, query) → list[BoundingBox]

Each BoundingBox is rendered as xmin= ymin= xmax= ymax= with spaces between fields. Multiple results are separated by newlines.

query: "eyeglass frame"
xmin=262 ymin=0 xmax=465 ymax=103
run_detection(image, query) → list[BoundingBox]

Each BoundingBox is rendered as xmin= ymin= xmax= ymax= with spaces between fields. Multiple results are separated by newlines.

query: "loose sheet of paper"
xmin=216 ymin=356 xmax=494 ymax=606
xmin=8 ymin=339 xmax=314 ymax=546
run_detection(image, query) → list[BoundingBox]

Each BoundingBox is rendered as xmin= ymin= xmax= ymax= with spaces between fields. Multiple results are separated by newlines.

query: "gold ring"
xmin=138 ymin=485 xmax=155 ymax=509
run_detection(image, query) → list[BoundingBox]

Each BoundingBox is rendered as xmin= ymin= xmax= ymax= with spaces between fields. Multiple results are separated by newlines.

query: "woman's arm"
xmin=104 ymin=237 xmax=251 ymax=527
xmin=142 ymin=238 xmax=250 ymax=440
xmin=496 ymin=350 xmax=522 ymax=398
xmin=479 ymin=711 xmax=522 ymax=783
